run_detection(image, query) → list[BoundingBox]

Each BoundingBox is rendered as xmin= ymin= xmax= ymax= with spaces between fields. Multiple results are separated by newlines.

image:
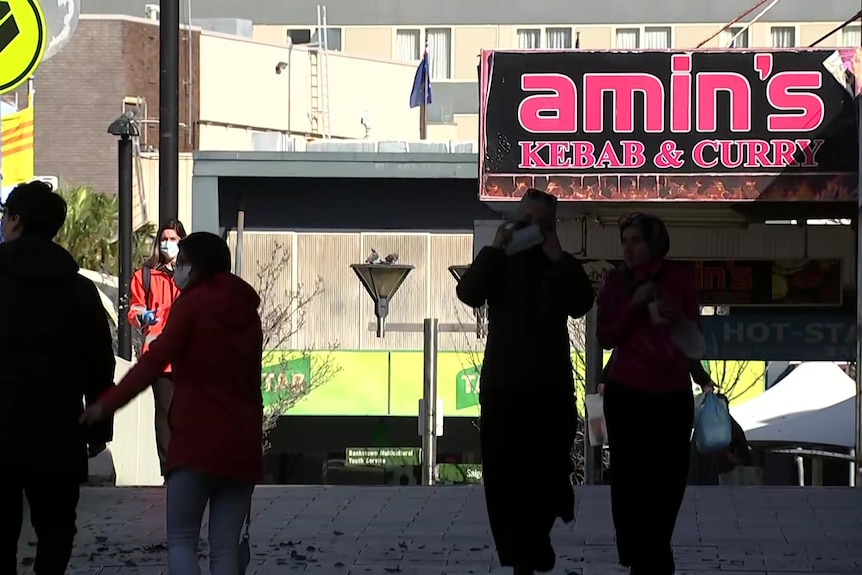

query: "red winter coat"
xmin=128 ymin=266 xmax=181 ymax=372
xmin=597 ymin=260 xmax=701 ymax=394
xmin=102 ymin=272 xmax=264 ymax=482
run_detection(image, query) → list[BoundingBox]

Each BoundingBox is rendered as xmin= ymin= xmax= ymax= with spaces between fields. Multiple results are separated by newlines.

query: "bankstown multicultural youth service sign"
xmin=479 ymin=49 xmax=861 ymax=201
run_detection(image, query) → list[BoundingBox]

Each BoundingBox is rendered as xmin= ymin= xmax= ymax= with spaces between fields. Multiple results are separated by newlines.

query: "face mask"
xmin=160 ymin=240 xmax=179 ymax=259
xmin=505 ymin=223 xmax=544 ymax=256
xmin=173 ymin=265 xmax=192 ymax=290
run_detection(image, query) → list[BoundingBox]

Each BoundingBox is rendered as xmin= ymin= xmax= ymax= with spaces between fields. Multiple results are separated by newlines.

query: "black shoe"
xmin=532 ymin=542 xmax=556 ymax=573
xmin=513 ymin=567 xmax=534 ymax=575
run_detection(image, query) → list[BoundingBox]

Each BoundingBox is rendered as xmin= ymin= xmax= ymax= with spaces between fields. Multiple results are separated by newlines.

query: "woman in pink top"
xmin=596 ymin=213 xmax=706 ymax=575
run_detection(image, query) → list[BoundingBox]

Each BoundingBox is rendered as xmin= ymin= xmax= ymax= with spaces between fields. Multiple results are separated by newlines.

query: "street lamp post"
xmin=351 ymin=262 xmax=479 ymax=486
xmin=448 ymin=265 xmax=488 ymax=339
xmin=160 ymin=0 xmax=180 ymax=223
xmin=108 ymin=112 xmax=140 ymax=362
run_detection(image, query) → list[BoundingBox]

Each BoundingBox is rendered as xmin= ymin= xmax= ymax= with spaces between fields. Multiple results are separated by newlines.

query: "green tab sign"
xmin=455 ymin=366 xmax=481 ymax=410
xmin=437 ymin=463 xmax=483 ymax=484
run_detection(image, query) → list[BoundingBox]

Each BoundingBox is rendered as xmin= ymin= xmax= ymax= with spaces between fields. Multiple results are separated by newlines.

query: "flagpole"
xmin=420 ymin=33 xmax=428 ymax=140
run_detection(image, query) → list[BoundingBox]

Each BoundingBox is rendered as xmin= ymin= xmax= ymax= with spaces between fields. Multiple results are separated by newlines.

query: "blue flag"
xmin=409 ymin=49 xmax=432 ymax=108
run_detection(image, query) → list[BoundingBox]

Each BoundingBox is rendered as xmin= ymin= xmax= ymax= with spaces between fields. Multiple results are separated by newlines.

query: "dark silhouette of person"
xmin=0 ymin=181 xmax=115 ymax=574
xmin=456 ymin=189 xmax=594 ymax=574
xmin=597 ymin=213 xmax=703 ymax=575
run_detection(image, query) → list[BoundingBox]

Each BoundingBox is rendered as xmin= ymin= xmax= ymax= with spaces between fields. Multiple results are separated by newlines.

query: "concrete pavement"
xmin=17 ymin=486 xmax=862 ymax=574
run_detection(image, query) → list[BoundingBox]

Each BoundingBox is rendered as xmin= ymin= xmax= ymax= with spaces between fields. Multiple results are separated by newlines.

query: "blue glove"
xmin=140 ymin=310 xmax=159 ymax=326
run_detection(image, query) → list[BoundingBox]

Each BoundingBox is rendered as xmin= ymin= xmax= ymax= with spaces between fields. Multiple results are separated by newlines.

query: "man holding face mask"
xmin=456 ymin=189 xmax=594 ymax=575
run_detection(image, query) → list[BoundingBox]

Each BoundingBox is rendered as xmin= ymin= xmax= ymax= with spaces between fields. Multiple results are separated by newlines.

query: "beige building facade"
xmin=253 ymin=22 xmax=861 ymax=72
xmin=81 ymin=1 xmax=862 ymax=147
xmin=252 ymin=20 xmax=861 ymax=142
xmin=197 ymin=30 xmax=421 ymax=150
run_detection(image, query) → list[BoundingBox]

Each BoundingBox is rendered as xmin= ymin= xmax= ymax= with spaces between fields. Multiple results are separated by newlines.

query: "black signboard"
xmin=479 ymin=49 xmax=859 ymax=200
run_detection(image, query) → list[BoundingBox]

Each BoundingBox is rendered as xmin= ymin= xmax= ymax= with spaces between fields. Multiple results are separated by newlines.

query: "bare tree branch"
xmin=568 ymin=317 xmax=609 ymax=484
xmin=451 ymin=305 xmax=484 ymax=433
xmin=247 ymin=242 xmax=342 ymax=451
xmin=703 ymin=359 xmax=765 ymax=403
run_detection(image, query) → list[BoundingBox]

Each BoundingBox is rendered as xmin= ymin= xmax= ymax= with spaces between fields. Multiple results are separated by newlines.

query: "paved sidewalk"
xmin=17 ymin=486 xmax=862 ymax=574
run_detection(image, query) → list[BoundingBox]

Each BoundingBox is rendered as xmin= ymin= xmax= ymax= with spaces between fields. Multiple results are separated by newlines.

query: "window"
xmin=286 ymin=29 xmax=312 ymax=44
xmin=426 ymin=28 xmax=451 ymax=79
xmin=395 ymin=29 xmax=421 ymax=62
xmin=517 ymin=28 xmax=541 ymax=49
xmin=843 ymin=26 xmax=861 ymax=47
xmin=546 ymin=27 xmax=572 ymax=49
xmin=643 ymin=27 xmax=671 ymax=48
xmin=311 ymin=27 xmax=342 ymax=51
xmin=771 ymin=26 xmax=795 ymax=48
xmin=722 ymin=26 xmax=749 ymax=48
xmin=615 ymin=28 xmax=640 ymax=49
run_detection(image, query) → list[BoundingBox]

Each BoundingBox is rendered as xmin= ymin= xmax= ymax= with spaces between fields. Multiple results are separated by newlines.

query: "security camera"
xmin=275 ymin=61 xmax=288 ymax=74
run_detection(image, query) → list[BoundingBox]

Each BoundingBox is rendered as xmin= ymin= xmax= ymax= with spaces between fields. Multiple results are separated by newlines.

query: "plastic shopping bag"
xmin=585 ymin=393 xmax=608 ymax=446
xmin=693 ymin=392 xmax=733 ymax=453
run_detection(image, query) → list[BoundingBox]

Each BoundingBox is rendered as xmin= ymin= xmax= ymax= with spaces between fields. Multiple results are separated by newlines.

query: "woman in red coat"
xmin=128 ymin=219 xmax=186 ymax=475
xmin=84 ymin=232 xmax=264 ymax=575
xmin=596 ymin=213 xmax=704 ymax=575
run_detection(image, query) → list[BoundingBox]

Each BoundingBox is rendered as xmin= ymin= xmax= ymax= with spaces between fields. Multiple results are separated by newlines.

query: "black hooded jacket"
xmin=456 ymin=245 xmax=594 ymax=394
xmin=0 ymin=236 xmax=115 ymax=482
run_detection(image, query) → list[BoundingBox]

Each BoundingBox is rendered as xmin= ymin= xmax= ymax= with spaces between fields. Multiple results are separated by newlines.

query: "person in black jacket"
xmin=0 ymin=182 xmax=116 ymax=575
xmin=456 ymin=190 xmax=594 ymax=575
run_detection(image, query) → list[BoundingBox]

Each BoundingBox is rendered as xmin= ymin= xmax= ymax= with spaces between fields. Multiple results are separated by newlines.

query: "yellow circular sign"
xmin=0 ymin=0 xmax=46 ymax=95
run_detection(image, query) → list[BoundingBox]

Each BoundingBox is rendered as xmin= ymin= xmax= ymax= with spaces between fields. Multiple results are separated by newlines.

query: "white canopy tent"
xmin=730 ymin=362 xmax=856 ymax=449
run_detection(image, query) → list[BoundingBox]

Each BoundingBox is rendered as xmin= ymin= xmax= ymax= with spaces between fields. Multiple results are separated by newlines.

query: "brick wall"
xmin=30 ymin=18 xmax=199 ymax=195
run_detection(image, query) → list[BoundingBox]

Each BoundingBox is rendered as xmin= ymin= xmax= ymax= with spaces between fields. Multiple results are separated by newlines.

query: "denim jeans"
xmin=166 ymin=468 xmax=254 ymax=575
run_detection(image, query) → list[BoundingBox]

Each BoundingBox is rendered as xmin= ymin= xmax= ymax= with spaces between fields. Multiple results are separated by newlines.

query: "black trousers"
xmin=480 ymin=388 xmax=576 ymax=572
xmin=604 ymin=381 xmax=693 ymax=575
xmin=0 ymin=471 xmax=80 ymax=575
xmin=153 ymin=375 xmax=174 ymax=476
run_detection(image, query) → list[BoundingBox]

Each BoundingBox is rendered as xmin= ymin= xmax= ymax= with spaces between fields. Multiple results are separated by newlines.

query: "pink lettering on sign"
xmin=516 ymin=53 xmax=826 ymax=135
xmin=518 ymin=141 xmax=648 ymax=169
xmin=582 ymin=74 xmax=665 ymax=133
xmin=517 ymin=74 xmax=576 ymax=133
xmin=691 ymin=139 xmax=825 ymax=169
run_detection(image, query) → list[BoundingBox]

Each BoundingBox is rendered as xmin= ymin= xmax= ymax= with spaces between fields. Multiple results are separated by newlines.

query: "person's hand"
xmin=542 ymin=230 xmax=563 ymax=260
xmin=701 ymin=381 xmax=716 ymax=395
xmin=492 ymin=222 xmax=513 ymax=248
xmin=597 ymin=383 xmax=606 ymax=396
xmin=80 ymin=403 xmax=106 ymax=425
xmin=140 ymin=310 xmax=159 ymax=326
xmin=632 ymin=282 xmax=656 ymax=306
xmin=88 ymin=442 xmax=107 ymax=458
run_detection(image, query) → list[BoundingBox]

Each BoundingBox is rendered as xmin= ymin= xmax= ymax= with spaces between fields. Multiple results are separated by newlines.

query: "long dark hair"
xmin=145 ymin=219 xmax=188 ymax=269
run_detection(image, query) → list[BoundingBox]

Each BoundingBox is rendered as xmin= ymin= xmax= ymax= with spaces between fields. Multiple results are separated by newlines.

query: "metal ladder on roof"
xmin=308 ymin=4 xmax=331 ymax=139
